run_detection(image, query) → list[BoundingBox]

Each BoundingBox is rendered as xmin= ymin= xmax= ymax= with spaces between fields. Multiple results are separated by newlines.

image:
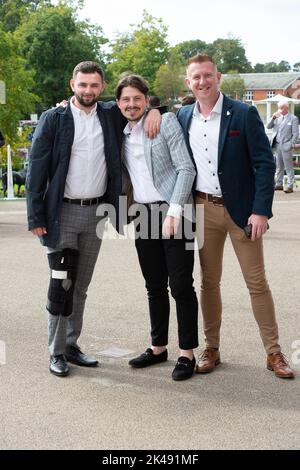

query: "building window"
xmin=267 ymin=90 xmax=275 ymax=98
xmin=244 ymin=90 xmax=253 ymax=101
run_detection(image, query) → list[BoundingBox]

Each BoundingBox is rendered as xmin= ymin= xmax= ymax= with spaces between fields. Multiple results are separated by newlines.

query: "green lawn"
xmin=0 ymin=183 xmax=26 ymax=197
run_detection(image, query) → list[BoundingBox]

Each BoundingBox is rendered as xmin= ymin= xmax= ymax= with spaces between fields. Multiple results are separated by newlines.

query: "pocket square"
xmin=229 ymin=130 xmax=241 ymax=137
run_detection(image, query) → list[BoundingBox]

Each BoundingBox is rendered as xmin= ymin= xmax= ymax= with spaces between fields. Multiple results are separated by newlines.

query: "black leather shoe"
xmin=65 ymin=345 xmax=98 ymax=367
xmin=129 ymin=348 xmax=168 ymax=368
xmin=49 ymin=354 xmax=69 ymax=377
xmin=172 ymin=356 xmax=196 ymax=381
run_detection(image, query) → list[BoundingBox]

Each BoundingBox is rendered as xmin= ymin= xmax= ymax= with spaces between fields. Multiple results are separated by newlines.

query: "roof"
xmin=222 ymin=72 xmax=300 ymax=90
xmin=253 ymin=93 xmax=300 ymax=104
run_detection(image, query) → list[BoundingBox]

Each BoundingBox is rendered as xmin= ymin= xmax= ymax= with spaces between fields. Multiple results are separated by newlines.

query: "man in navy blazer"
xmin=26 ymin=62 xmax=160 ymax=377
xmin=177 ymin=54 xmax=294 ymax=379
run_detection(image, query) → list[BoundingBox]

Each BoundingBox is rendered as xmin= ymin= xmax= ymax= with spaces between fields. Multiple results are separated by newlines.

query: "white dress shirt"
xmin=189 ymin=92 xmax=223 ymax=196
xmin=123 ymin=119 xmax=181 ymax=219
xmin=64 ymin=98 xmax=107 ymax=199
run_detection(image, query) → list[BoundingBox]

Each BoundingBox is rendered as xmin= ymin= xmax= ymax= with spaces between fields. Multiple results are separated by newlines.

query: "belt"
xmin=195 ymin=191 xmax=225 ymax=206
xmin=139 ymin=201 xmax=166 ymax=211
xmin=63 ymin=196 xmax=104 ymax=206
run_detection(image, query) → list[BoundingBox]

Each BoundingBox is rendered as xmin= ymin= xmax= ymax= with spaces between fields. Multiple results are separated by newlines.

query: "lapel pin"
xmin=226 ymin=111 xmax=231 ymax=116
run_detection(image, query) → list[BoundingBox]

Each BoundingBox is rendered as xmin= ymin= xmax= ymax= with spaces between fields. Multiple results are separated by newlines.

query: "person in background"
xmin=267 ymin=100 xmax=299 ymax=193
xmin=0 ymin=128 xmax=4 ymax=147
xmin=149 ymin=95 xmax=169 ymax=114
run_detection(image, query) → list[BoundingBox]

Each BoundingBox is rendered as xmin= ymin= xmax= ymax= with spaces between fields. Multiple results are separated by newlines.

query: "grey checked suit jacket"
xmin=123 ymin=112 xmax=196 ymax=212
xmin=267 ymin=112 xmax=299 ymax=152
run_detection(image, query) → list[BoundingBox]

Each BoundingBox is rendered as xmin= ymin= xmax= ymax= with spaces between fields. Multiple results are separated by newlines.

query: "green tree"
xmin=253 ymin=63 xmax=265 ymax=73
xmin=254 ymin=61 xmax=291 ymax=72
xmin=263 ymin=62 xmax=278 ymax=72
xmin=220 ymin=72 xmax=246 ymax=100
xmin=153 ymin=51 xmax=185 ymax=103
xmin=293 ymin=62 xmax=300 ymax=72
xmin=0 ymin=29 xmax=39 ymax=141
xmin=172 ymin=39 xmax=208 ymax=63
xmin=277 ymin=60 xmax=291 ymax=72
xmin=16 ymin=2 xmax=107 ymax=108
xmin=208 ymin=37 xmax=252 ymax=73
xmin=106 ymin=10 xmax=169 ymax=93
xmin=0 ymin=0 xmax=48 ymax=32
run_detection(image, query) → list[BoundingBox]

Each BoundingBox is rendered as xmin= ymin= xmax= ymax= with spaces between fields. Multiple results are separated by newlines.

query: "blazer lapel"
xmin=142 ymin=132 xmax=154 ymax=179
xmin=182 ymin=105 xmax=194 ymax=156
xmin=57 ymin=103 xmax=75 ymax=167
xmin=59 ymin=103 xmax=74 ymax=143
xmin=96 ymin=104 xmax=108 ymax=142
xmin=218 ymin=95 xmax=233 ymax=164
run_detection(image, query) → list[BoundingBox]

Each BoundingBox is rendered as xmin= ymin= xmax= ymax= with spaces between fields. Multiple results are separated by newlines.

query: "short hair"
xmin=187 ymin=54 xmax=216 ymax=67
xmin=73 ymin=61 xmax=104 ymax=80
xmin=278 ymin=100 xmax=289 ymax=109
xmin=115 ymin=74 xmax=149 ymax=100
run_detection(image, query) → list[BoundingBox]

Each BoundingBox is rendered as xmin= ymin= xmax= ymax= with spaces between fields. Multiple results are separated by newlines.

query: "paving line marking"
xmin=0 ymin=211 xmax=27 ymax=215
xmin=273 ymin=200 xmax=300 ymax=204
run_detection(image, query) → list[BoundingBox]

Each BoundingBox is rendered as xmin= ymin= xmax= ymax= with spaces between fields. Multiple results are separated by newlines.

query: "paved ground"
xmin=0 ymin=190 xmax=300 ymax=450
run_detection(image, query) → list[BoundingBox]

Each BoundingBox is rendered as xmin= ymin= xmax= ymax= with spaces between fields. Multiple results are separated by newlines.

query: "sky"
xmin=79 ymin=0 xmax=300 ymax=68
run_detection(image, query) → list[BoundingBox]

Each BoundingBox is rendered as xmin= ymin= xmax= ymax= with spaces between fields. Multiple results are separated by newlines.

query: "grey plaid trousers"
xmin=47 ymin=202 xmax=104 ymax=356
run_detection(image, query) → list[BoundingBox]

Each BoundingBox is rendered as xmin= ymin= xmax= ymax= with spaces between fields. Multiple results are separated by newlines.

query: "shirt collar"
xmin=70 ymin=97 xmax=97 ymax=117
xmin=123 ymin=115 xmax=145 ymax=136
xmin=193 ymin=92 xmax=224 ymax=119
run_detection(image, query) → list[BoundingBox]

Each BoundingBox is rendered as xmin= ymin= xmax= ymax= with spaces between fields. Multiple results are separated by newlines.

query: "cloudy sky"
xmin=79 ymin=0 xmax=299 ymax=68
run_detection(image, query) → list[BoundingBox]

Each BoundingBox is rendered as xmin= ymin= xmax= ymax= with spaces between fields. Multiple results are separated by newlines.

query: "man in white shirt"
xmin=26 ymin=62 xmax=160 ymax=377
xmin=177 ymin=54 xmax=294 ymax=379
xmin=116 ymin=74 xmax=198 ymax=381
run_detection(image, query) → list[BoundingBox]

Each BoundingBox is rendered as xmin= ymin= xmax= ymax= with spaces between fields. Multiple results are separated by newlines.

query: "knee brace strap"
xmin=46 ymin=248 xmax=79 ymax=317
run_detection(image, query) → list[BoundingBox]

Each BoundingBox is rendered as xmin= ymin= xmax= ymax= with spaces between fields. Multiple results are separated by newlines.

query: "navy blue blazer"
xmin=26 ymin=100 xmax=125 ymax=247
xmin=177 ymin=95 xmax=275 ymax=229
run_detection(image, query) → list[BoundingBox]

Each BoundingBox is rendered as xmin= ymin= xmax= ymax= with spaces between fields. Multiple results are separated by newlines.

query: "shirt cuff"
xmin=167 ymin=203 xmax=182 ymax=219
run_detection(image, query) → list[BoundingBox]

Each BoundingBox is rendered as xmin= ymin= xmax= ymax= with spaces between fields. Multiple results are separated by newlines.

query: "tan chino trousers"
xmin=196 ymin=196 xmax=280 ymax=355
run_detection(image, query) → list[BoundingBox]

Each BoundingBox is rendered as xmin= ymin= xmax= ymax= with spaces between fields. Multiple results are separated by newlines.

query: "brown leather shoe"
xmin=195 ymin=348 xmax=220 ymax=373
xmin=284 ymin=187 xmax=294 ymax=193
xmin=267 ymin=352 xmax=294 ymax=379
xmin=274 ymin=185 xmax=283 ymax=191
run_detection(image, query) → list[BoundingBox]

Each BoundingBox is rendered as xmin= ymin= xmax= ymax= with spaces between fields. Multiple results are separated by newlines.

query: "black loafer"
xmin=49 ymin=354 xmax=69 ymax=377
xmin=129 ymin=348 xmax=168 ymax=368
xmin=172 ymin=356 xmax=195 ymax=381
xmin=65 ymin=346 xmax=98 ymax=367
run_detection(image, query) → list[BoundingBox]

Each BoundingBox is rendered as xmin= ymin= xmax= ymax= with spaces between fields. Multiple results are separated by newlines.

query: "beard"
xmin=125 ymin=107 xmax=144 ymax=121
xmin=75 ymin=92 xmax=99 ymax=108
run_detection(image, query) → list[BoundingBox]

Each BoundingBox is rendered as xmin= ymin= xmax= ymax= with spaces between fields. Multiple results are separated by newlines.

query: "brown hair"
xmin=73 ymin=61 xmax=104 ymax=80
xmin=187 ymin=54 xmax=216 ymax=66
xmin=115 ymin=74 xmax=149 ymax=100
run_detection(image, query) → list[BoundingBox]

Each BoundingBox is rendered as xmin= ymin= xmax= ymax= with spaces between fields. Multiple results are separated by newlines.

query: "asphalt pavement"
xmin=0 ymin=190 xmax=300 ymax=450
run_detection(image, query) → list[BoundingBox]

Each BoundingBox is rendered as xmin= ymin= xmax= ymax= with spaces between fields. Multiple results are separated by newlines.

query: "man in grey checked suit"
xmin=26 ymin=62 xmax=160 ymax=377
xmin=267 ymin=100 xmax=299 ymax=193
xmin=115 ymin=74 xmax=199 ymax=381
